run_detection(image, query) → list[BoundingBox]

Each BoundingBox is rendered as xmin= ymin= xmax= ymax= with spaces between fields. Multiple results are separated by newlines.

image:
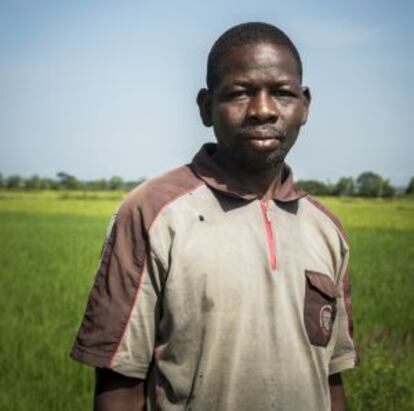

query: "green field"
xmin=0 ymin=191 xmax=413 ymax=410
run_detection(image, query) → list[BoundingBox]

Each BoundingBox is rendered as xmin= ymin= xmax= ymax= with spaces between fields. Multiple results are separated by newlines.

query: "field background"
xmin=0 ymin=191 xmax=413 ymax=410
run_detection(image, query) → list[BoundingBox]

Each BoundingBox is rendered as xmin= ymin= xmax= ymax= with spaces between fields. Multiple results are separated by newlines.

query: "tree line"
xmin=296 ymin=172 xmax=414 ymax=197
xmin=0 ymin=172 xmax=143 ymax=191
xmin=1 ymin=171 xmax=413 ymax=198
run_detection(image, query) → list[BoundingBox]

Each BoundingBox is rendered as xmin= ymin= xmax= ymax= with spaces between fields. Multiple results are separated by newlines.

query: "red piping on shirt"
xmin=109 ymin=182 xmax=204 ymax=368
xmin=109 ymin=259 xmax=147 ymax=368
xmin=259 ymin=199 xmax=277 ymax=270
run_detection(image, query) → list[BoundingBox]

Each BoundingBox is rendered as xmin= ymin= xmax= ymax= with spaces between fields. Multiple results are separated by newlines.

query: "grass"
xmin=0 ymin=192 xmax=413 ymax=410
xmin=321 ymin=197 xmax=414 ymax=410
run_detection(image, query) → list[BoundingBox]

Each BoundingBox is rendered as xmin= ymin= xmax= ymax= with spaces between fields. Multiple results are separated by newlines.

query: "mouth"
xmin=237 ymin=127 xmax=287 ymax=152
xmin=244 ymin=136 xmax=284 ymax=151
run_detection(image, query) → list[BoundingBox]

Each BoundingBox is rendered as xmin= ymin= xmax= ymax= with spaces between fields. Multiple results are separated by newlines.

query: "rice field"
xmin=0 ymin=191 xmax=413 ymax=410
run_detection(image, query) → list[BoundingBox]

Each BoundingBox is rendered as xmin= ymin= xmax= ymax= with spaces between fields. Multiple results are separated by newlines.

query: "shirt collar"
xmin=190 ymin=143 xmax=306 ymax=202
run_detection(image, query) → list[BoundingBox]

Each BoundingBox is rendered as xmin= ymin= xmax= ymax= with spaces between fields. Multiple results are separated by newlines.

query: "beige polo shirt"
xmin=71 ymin=143 xmax=358 ymax=411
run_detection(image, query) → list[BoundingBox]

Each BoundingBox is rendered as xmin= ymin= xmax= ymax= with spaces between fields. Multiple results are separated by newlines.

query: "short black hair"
xmin=206 ymin=22 xmax=303 ymax=91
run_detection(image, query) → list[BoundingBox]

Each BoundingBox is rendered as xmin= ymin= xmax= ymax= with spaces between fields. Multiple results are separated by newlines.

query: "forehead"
xmin=216 ymin=42 xmax=300 ymax=87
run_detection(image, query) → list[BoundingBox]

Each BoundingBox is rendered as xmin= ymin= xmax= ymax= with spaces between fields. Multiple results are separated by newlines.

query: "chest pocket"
xmin=304 ymin=270 xmax=339 ymax=347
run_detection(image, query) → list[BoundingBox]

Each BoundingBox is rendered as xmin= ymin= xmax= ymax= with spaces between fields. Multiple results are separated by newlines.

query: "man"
xmin=71 ymin=22 xmax=358 ymax=411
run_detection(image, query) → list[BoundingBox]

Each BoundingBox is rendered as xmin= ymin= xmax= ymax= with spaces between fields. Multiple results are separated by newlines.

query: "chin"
xmin=235 ymin=149 xmax=287 ymax=172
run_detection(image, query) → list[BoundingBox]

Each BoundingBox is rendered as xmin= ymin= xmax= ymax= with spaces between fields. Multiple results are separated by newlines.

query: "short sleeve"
xmin=70 ymin=200 xmax=161 ymax=379
xmin=329 ymin=247 xmax=359 ymax=375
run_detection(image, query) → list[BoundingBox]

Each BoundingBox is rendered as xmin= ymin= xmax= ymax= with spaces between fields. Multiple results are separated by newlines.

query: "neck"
xmin=212 ymin=151 xmax=285 ymax=200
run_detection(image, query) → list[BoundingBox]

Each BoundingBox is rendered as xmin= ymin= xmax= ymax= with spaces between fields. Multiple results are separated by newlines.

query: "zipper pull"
xmin=262 ymin=199 xmax=271 ymax=223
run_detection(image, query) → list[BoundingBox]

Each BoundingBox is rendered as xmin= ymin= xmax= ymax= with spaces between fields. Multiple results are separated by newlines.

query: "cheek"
xmin=214 ymin=103 xmax=245 ymax=131
xmin=279 ymin=104 xmax=305 ymax=129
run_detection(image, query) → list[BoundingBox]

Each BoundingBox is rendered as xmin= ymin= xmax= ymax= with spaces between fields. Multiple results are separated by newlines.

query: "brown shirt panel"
xmin=70 ymin=165 xmax=203 ymax=368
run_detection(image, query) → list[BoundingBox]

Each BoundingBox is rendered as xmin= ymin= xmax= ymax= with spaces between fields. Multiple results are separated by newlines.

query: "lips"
xmin=246 ymin=133 xmax=284 ymax=140
xmin=245 ymin=137 xmax=282 ymax=151
xmin=236 ymin=127 xmax=287 ymax=151
xmin=239 ymin=126 xmax=287 ymax=140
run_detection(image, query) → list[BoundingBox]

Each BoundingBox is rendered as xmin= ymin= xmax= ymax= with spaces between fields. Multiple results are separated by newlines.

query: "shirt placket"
xmin=259 ymin=199 xmax=277 ymax=271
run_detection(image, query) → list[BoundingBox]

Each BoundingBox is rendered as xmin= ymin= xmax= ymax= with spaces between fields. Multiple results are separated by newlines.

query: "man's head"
xmin=197 ymin=22 xmax=311 ymax=173
xmin=206 ymin=22 xmax=303 ymax=92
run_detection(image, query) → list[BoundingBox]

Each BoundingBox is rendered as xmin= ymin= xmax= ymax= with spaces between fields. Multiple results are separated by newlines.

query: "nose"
xmin=247 ymin=90 xmax=278 ymax=124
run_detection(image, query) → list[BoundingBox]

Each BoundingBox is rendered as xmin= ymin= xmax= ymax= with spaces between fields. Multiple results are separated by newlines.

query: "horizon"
xmin=0 ymin=168 xmax=409 ymax=191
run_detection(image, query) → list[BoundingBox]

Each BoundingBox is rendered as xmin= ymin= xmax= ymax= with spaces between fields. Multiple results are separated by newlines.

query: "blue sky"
xmin=1 ymin=0 xmax=413 ymax=185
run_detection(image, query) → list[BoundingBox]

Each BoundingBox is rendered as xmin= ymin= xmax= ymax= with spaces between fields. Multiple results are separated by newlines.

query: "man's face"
xmin=199 ymin=42 xmax=310 ymax=172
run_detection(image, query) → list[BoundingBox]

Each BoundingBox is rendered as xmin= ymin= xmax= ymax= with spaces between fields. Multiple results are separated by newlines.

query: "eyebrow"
xmin=222 ymin=78 xmax=296 ymax=89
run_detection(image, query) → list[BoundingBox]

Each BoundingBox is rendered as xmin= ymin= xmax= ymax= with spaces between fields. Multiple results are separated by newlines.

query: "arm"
xmin=94 ymin=368 xmax=146 ymax=411
xmin=71 ymin=203 xmax=161 ymax=409
xmin=329 ymin=373 xmax=347 ymax=411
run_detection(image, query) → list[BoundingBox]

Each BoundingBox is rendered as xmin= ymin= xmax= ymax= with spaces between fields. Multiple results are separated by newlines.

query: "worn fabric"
xmin=71 ymin=143 xmax=358 ymax=411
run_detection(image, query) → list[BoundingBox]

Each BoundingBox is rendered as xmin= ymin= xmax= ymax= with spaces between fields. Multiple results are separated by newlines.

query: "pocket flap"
xmin=305 ymin=270 xmax=339 ymax=299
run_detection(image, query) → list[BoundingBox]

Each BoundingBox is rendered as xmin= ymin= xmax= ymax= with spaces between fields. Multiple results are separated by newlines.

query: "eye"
xmin=271 ymin=87 xmax=297 ymax=100
xmin=272 ymin=89 xmax=295 ymax=98
xmin=227 ymin=89 xmax=249 ymax=100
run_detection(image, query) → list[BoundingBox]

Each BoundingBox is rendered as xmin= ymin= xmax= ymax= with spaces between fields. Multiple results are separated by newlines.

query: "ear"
xmin=301 ymin=86 xmax=311 ymax=125
xmin=196 ymin=88 xmax=213 ymax=127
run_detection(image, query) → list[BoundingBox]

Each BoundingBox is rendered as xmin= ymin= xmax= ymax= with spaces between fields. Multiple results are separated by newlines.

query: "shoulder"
xmin=117 ymin=165 xmax=204 ymax=232
xmin=302 ymin=195 xmax=349 ymax=247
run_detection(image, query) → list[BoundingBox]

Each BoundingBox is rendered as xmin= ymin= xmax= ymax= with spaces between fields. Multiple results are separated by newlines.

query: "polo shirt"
xmin=71 ymin=143 xmax=358 ymax=411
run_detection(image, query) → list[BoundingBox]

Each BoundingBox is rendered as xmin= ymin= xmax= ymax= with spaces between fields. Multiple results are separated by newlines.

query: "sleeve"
xmin=329 ymin=245 xmax=360 ymax=375
xmin=70 ymin=200 xmax=162 ymax=379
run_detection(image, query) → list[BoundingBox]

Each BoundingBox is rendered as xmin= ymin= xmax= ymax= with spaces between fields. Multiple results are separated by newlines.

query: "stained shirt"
xmin=71 ymin=143 xmax=358 ymax=411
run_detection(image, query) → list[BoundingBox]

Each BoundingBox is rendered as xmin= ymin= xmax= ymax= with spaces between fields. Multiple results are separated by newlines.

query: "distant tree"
xmin=6 ymin=175 xmax=23 ymax=189
xmin=406 ymin=177 xmax=414 ymax=195
xmin=85 ymin=179 xmax=107 ymax=190
xmin=296 ymin=180 xmax=332 ymax=196
xmin=381 ymin=179 xmax=395 ymax=198
xmin=356 ymin=172 xmax=395 ymax=198
xmin=333 ymin=177 xmax=355 ymax=196
xmin=0 ymin=173 xmax=4 ymax=188
xmin=25 ymin=174 xmax=42 ymax=190
xmin=108 ymin=176 xmax=124 ymax=190
xmin=356 ymin=172 xmax=383 ymax=197
xmin=43 ymin=178 xmax=58 ymax=190
xmin=56 ymin=172 xmax=80 ymax=190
